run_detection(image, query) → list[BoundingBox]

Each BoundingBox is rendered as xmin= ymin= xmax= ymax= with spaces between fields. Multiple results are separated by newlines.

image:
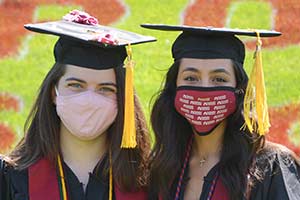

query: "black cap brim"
xmin=141 ymin=24 xmax=281 ymax=37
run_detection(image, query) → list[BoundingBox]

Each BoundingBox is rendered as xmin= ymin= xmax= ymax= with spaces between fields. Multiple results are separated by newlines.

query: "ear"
xmin=235 ymin=88 xmax=244 ymax=95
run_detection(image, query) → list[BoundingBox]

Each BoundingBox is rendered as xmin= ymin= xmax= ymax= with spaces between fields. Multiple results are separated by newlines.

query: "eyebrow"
xmin=65 ymin=77 xmax=86 ymax=83
xmin=98 ymin=82 xmax=117 ymax=87
xmin=65 ymin=77 xmax=117 ymax=87
xmin=181 ymin=67 xmax=231 ymax=75
xmin=181 ymin=67 xmax=200 ymax=73
xmin=209 ymin=68 xmax=231 ymax=75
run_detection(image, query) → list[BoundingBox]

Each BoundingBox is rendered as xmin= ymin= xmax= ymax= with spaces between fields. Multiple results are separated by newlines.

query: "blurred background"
xmin=0 ymin=0 xmax=299 ymax=154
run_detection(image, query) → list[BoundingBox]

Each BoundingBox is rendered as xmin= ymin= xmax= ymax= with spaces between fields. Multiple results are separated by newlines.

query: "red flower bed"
xmin=0 ymin=93 xmax=22 ymax=152
xmin=183 ymin=0 xmax=230 ymax=27
xmin=183 ymin=0 xmax=300 ymax=48
xmin=0 ymin=0 xmax=125 ymax=57
xmin=0 ymin=93 xmax=21 ymax=112
xmin=268 ymin=104 xmax=300 ymax=155
xmin=0 ymin=123 xmax=15 ymax=153
xmin=261 ymin=0 xmax=300 ymax=47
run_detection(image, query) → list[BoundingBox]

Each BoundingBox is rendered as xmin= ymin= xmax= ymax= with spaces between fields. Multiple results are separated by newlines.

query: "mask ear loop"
xmin=55 ymin=86 xmax=60 ymax=96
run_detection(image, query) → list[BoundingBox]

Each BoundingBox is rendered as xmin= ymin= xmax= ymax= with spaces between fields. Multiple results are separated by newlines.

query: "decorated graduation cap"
xmin=141 ymin=24 xmax=281 ymax=136
xmin=24 ymin=10 xmax=156 ymax=149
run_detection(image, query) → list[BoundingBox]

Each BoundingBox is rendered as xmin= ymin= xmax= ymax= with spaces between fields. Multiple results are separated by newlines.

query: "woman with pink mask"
xmin=0 ymin=11 xmax=155 ymax=200
xmin=142 ymin=24 xmax=300 ymax=200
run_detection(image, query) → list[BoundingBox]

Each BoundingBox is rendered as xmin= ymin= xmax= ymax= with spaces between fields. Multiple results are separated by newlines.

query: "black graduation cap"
xmin=24 ymin=20 xmax=156 ymax=70
xmin=141 ymin=24 xmax=280 ymax=65
xmin=141 ymin=24 xmax=282 ymax=136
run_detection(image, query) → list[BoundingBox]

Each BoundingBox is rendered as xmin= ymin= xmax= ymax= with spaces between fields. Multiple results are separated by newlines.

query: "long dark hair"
xmin=149 ymin=60 xmax=265 ymax=199
xmin=8 ymin=63 xmax=150 ymax=191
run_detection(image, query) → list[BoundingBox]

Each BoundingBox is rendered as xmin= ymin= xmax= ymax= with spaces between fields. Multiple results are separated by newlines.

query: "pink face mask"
xmin=55 ymin=88 xmax=118 ymax=139
xmin=174 ymin=86 xmax=237 ymax=136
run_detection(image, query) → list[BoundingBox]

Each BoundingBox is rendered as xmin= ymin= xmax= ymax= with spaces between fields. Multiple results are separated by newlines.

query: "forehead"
xmin=179 ymin=58 xmax=234 ymax=72
xmin=62 ymin=64 xmax=116 ymax=83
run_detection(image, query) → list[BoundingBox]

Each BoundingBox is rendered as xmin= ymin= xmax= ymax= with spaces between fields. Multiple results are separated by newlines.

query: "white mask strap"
xmin=55 ymin=86 xmax=60 ymax=96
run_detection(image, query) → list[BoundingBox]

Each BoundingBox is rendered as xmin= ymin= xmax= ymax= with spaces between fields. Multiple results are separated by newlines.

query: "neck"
xmin=60 ymin=124 xmax=108 ymax=176
xmin=193 ymin=121 xmax=226 ymax=160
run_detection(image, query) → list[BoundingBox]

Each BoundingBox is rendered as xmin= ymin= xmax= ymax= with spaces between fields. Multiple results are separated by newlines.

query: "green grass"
xmin=289 ymin=121 xmax=300 ymax=146
xmin=115 ymin=0 xmax=189 ymax=138
xmin=244 ymin=45 xmax=300 ymax=106
xmin=0 ymin=5 xmax=81 ymax=137
xmin=228 ymin=1 xmax=273 ymax=30
xmin=0 ymin=0 xmax=300 ymax=145
xmin=0 ymin=1 xmax=188 ymax=142
xmin=34 ymin=4 xmax=82 ymax=22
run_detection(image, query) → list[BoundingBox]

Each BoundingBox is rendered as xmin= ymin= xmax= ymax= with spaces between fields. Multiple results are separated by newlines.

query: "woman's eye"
xmin=67 ymin=83 xmax=83 ymax=89
xmin=184 ymin=76 xmax=198 ymax=82
xmin=98 ymin=87 xmax=117 ymax=95
xmin=212 ymin=77 xmax=227 ymax=83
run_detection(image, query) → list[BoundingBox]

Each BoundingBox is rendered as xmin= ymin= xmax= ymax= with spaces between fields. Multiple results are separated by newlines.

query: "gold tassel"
xmin=243 ymin=32 xmax=270 ymax=135
xmin=121 ymin=43 xmax=137 ymax=148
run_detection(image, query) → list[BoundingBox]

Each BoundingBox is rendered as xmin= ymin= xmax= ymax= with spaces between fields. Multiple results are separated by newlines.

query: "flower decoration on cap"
xmin=63 ymin=10 xmax=98 ymax=26
xmin=63 ymin=10 xmax=119 ymax=45
xmin=92 ymin=32 xmax=119 ymax=45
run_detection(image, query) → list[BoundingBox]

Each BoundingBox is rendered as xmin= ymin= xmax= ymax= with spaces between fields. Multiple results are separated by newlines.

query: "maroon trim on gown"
xmin=29 ymin=158 xmax=147 ymax=200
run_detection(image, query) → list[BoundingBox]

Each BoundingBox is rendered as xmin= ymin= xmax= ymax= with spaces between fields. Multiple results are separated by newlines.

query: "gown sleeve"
xmin=249 ymin=149 xmax=300 ymax=200
xmin=0 ymin=158 xmax=7 ymax=200
xmin=0 ymin=158 xmax=29 ymax=200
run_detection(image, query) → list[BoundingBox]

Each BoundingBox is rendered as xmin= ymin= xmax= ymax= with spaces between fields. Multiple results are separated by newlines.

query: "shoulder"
xmin=249 ymin=142 xmax=300 ymax=200
xmin=255 ymin=142 xmax=299 ymax=169
xmin=252 ymin=141 xmax=300 ymax=181
xmin=0 ymin=156 xmax=29 ymax=200
xmin=0 ymin=156 xmax=26 ymax=175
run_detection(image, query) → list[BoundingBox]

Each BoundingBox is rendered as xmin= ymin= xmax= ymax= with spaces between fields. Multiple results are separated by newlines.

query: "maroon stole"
xmin=29 ymin=158 xmax=60 ymax=200
xmin=210 ymin=176 xmax=230 ymax=200
xmin=158 ymin=175 xmax=230 ymax=200
xmin=28 ymin=158 xmax=147 ymax=200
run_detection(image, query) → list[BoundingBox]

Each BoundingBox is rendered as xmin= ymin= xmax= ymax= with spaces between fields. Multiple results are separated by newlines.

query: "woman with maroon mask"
xmin=141 ymin=24 xmax=300 ymax=200
xmin=0 ymin=11 xmax=156 ymax=200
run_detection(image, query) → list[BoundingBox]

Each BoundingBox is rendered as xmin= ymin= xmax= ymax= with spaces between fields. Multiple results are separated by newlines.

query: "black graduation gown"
xmin=0 ymin=159 xmax=114 ymax=200
xmin=156 ymin=150 xmax=300 ymax=200
xmin=248 ymin=150 xmax=300 ymax=200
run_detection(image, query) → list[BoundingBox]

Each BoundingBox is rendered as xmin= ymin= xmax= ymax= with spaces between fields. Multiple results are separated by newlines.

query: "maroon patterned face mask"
xmin=174 ymin=86 xmax=237 ymax=136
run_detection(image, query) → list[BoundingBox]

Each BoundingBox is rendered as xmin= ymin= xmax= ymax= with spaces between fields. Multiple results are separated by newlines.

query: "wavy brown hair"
xmin=8 ymin=63 xmax=150 ymax=191
xmin=148 ymin=60 xmax=266 ymax=200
